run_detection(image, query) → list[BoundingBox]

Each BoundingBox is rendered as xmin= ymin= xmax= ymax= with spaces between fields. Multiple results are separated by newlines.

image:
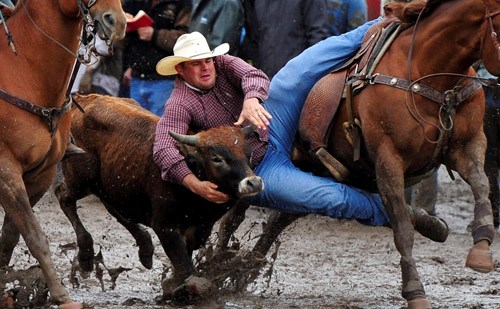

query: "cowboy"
xmin=153 ymin=30 xmax=449 ymax=242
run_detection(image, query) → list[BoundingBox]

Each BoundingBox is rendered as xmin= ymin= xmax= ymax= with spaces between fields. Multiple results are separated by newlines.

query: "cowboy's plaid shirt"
xmin=153 ymin=54 xmax=270 ymax=184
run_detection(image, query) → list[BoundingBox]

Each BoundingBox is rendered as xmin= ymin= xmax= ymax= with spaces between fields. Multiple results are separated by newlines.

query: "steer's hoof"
xmin=139 ymin=254 xmax=153 ymax=269
xmin=172 ymin=276 xmax=213 ymax=303
xmin=407 ymin=296 xmax=431 ymax=309
xmin=466 ymin=241 xmax=494 ymax=273
xmin=58 ymin=301 xmax=83 ymax=309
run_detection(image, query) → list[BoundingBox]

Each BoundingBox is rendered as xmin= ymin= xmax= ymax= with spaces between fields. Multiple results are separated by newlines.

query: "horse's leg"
xmin=448 ymin=135 xmax=495 ymax=273
xmin=0 ymin=165 xmax=71 ymax=305
xmin=0 ymin=187 xmax=48 ymax=268
xmin=0 ymin=214 xmax=20 ymax=268
xmin=375 ymin=150 xmax=430 ymax=307
xmin=53 ymin=180 xmax=95 ymax=272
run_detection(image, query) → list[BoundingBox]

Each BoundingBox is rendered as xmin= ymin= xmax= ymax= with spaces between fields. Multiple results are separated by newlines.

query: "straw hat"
xmin=156 ymin=32 xmax=230 ymax=76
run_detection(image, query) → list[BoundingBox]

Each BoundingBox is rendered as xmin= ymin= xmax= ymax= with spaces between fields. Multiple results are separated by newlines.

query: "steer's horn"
xmin=169 ymin=131 xmax=200 ymax=146
xmin=241 ymin=124 xmax=256 ymax=137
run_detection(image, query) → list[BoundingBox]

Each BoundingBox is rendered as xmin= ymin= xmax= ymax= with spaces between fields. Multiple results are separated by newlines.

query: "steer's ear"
xmin=241 ymin=125 xmax=256 ymax=137
xmin=169 ymin=131 xmax=200 ymax=146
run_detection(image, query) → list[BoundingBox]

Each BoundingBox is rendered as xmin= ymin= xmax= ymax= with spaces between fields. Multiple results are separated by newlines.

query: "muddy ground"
xmin=2 ymin=167 xmax=500 ymax=308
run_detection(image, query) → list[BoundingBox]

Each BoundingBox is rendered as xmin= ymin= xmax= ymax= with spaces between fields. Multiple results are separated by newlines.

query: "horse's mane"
xmin=384 ymin=0 xmax=452 ymax=24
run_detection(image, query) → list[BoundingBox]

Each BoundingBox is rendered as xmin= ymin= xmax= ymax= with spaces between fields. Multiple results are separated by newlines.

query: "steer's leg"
xmin=374 ymin=148 xmax=430 ymax=307
xmin=252 ymin=210 xmax=303 ymax=257
xmin=447 ymin=132 xmax=495 ymax=273
xmin=152 ymin=220 xmax=195 ymax=294
xmin=215 ymin=201 xmax=250 ymax=255
xmin=101 ymin=203 xmax=154 ymax=269
xmin=54 ymin=180 xmax=95 ymax=272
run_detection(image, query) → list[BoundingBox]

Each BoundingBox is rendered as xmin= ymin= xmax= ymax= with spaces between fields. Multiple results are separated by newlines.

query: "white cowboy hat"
xmin=156 ymin=31 xmax=230 ymax=76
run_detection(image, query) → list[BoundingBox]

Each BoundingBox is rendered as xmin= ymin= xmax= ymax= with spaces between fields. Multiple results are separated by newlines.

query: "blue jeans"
xmin=130 ymin=78 xmax=174 ymax=116
xmin=246 ymin=18 xmax=389 ymax=226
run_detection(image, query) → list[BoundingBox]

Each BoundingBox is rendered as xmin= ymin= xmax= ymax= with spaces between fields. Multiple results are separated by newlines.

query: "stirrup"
xmin=314 ymin=147 xmax=349 ymax=182
xmin=63 ymin=142 xmax=85 ymax=160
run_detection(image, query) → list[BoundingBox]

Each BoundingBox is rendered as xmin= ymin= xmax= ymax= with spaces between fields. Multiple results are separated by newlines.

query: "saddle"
xmin=298 ymin=18 xmax=402 ymax=181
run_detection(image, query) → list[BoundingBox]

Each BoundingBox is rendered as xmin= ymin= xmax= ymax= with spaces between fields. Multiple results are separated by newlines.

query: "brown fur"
xmin=55 ymin=94 xmax=263 ymax=300
xmin=0 ymin=0 xmax=126 ymax=306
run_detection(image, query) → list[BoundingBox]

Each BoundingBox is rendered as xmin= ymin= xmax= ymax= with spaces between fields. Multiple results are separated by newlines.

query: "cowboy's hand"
xmin=234 ymin=97 xmax=272 ymax=130
xmin=137 ymin=26 xmax=154 ymax=41
xmin=182 ymin=174 xmax=229 ymax=204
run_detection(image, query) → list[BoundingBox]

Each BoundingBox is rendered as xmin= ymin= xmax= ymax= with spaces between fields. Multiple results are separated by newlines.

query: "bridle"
xmin=0 ymin=0 xmax=105 ymax=137
xmin=485 ymin=8 xmax=500 ymax=61
xmin=17 ymin=0 xmax=106 ymax=63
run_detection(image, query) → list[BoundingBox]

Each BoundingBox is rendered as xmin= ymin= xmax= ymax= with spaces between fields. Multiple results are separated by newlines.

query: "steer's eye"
xmin=212 ymin=156 xmax=223 ymax=164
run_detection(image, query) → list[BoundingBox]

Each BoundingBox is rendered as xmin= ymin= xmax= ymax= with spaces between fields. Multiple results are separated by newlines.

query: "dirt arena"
xmin=1 ymin=167 xmax=500 ymax=308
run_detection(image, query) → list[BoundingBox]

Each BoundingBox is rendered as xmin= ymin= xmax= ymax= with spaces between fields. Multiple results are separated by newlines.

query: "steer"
xmin=54 ymin=94 xmax=263 ymax=300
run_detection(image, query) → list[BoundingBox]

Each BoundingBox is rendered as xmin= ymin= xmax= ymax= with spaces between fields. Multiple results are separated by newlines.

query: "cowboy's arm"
xmin=216 ymin=55 xmax=271 ymax=128
xmin=153 ymin=99 xmax=229 ymax=203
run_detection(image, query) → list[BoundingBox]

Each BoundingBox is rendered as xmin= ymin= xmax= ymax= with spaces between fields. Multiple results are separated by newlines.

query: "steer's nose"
xmin=239 ymin=176 xmax=264 ymax=195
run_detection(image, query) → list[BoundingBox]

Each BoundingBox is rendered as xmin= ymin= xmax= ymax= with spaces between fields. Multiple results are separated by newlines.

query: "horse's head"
xmin=481 ymin=0 xmax=500 ymax=76
xmin=58 ymin=0 xmax=126 ymax=42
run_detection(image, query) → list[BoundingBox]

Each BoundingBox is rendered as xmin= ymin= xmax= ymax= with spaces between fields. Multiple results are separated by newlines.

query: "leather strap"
xmin=370 ymin=74 xmax=483 ymax=106
xmin=0 ymin=88 xmax=72 ymax=134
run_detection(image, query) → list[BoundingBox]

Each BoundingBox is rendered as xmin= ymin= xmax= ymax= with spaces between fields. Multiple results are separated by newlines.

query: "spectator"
xmin=242 ymin=0 xmax=330 ymax=79
xmin=189 ymin=0 xmax=243 ymax=56
xmin=122 ymin=0 xmax=192 ymax=116
xmin=326 ymin=0 xmax=367 ymax=36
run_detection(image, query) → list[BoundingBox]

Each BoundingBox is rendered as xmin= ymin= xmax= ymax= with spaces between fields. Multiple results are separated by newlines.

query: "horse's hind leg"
xmin=375 ymin=151 xmax=430 ymax=307
xmin=448 ymin=135 xmax=495 ymax=273
xmin=0 ymin=167 xmax=71 ymax=304
xmin=0 ymin=189 xmax=47 ymax=268
xmin=0 ymin=215 xmax=20 ymax=268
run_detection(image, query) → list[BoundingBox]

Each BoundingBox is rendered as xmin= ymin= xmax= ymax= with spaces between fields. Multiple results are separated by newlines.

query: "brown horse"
xmin=296 ymin=0 xmax=500 ymax=308
xmin=0 ymin=0 xmax=125 ymax=308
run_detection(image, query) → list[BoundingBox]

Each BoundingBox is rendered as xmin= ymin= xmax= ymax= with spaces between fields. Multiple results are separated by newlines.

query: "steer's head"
xmin=169 ymin=125 xmax=264 ymax=198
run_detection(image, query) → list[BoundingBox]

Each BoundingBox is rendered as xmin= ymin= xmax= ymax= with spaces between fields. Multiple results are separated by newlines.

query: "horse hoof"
xmin=58 ymin=301 xmax=83 ymax=309
xmin=407 ymin=296 xmax=431 ymax=309
xmin=466 ymin=243 xmax=494 ymax=273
